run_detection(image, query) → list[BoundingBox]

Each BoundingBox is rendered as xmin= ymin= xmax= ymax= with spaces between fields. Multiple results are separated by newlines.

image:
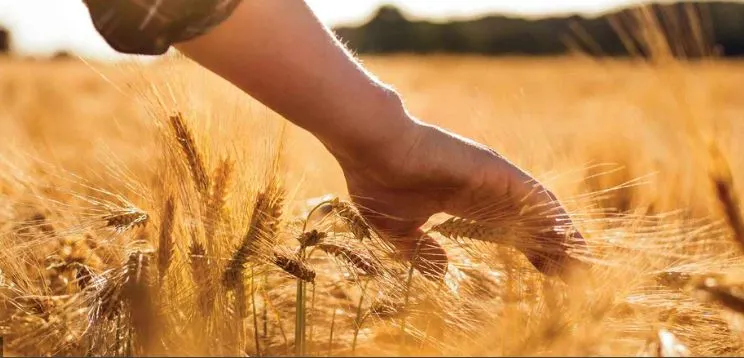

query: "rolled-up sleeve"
xmin=83 ymin=0 xmax=243 ymax=55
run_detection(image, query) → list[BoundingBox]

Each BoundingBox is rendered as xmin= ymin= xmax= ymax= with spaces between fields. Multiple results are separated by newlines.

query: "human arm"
xmin=83 ymin=0 xmax=588 ymax=280
xmin=174 ymin=1 xmax=414 ymax=172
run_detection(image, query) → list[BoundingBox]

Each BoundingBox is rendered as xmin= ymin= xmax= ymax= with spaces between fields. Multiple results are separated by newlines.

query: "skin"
xmin=176 ymin=0 xmax=588 ymax=281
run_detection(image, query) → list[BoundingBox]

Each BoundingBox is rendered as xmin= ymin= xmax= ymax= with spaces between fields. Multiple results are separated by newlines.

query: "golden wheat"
xmin=169 ymin=112 xmax=210 ymax=197
xmin=318 ymin=242 xmax=383 ymax=277
xmin=5 ymin=12 xmax=744 ymax=354
xmin=204 ymin=157 xmax=233 ymax=244
xmin=330 ymin=198 xmax=372 ymax=241
xmin=157 ymin=196 xmax=175 ymax=282
xmin=272 ymin=251 xmax=317 ymax=283
xmin=223 ymin=192 xmax=268 ymax=288
xmin=102 ymin=208 xmax=150 ymax=232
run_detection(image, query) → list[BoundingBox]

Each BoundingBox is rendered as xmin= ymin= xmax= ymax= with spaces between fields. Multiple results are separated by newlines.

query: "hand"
xmin=173 ymin=1 xmax=587 ymax=281
xmin=336 ymin=119 xmax=588 ymax=281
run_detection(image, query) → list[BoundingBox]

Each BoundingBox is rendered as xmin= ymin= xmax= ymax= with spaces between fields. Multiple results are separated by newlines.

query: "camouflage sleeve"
xmin=82 ymin=0 xmax=243 ymax=55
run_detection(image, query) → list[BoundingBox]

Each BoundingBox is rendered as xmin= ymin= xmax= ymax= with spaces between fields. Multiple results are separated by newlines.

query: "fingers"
xmin=387 ymin=230 xmax=449 ymax=281
xmin=355 ymin=203 xmax=449 ymax=281
xmin=445 ymin=152 xmax=589 ymax=281
xmin=519 ymin=222 xmax=589 ymax=280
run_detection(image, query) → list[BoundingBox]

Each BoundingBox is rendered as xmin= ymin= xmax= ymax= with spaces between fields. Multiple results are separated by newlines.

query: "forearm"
xmin=176 ymin=0 xmax=416 ymax=167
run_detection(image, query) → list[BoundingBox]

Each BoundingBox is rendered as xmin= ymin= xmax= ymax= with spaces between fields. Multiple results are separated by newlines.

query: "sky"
xmin=0 ymin=0 xmax=644 ymax=60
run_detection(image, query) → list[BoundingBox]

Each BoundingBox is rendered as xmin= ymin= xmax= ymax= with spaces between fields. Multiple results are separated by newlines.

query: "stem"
xmin=309 ymin=283 xmax=317 ymax=354
xmin=294 ymin=199 xmax=333 ymax=357
xmin=262 ymin=275 xmax=268 ymax=338
xmin=251 ymin=267 xmax=261 ymax=356
xmin=235 ymin=282 xmax=247 ymax=355
xmin=295 ymin=247 xmax=307 ymax=356
xmin=127 ymin=318 xmax=133 ymax=356
xmin=115 ymin=312 xmax=121 ymax=356
xmin=400 ymin=236 xmax=424 ymax=355
xmin=351 ymin=279 xmax=371 ymax=356
xmin=262 ymin=288 xmax=289 ymax=353
xmin=328 ymin=308 xmax=337 ymax=357
xmin=302 ymin=200 xmax=334 ymax=233
xmin=419 ymin=279 xmax=446 ymax=352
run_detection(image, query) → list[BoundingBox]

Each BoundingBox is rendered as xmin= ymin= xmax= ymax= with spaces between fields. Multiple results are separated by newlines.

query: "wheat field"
xmin=2 ymin=53 xmax=744 ymax=357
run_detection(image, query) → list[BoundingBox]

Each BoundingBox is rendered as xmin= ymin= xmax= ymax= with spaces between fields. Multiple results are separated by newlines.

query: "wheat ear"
xmin=712 ymin=171 xmax=744 ymax=253
xmin=265 ymin=183 xmax=286 ymax=246
xmin=331 ymin=198 xmax=371 ymax=241
xmin=157 ymin=196 xmax=175 ymax=283
xmin=30 ymin=212 xmax=56 ymax=236
xmin=224 ymin=184 xmax=285 ymax=288
xmin=430 ymin=217 xmax=512 ymax=242
xmin=318 ymin=242 xmax=383 ymax=276
xmin=708 ymin=144 xmax=744 ymax=252
xmin=189 ymin=239 xmax=214 ymax=315
xmin=102 ymin=207 xmax=149 ymax=232
xmin=204 ymin=157 xmax=233 ymax=245
xmin=169 ymin=113 xmax=209 ymax=197
xmin=272 ymin=251 xmax=316 ymax=283
xmin=223 ymin=193 xmax=268 ymax=288
xmin=298 ymin=229 xmax=327 ymax=249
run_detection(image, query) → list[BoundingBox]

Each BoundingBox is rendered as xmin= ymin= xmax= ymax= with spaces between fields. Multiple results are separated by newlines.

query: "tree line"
xmin=333 ymin=1 xmax=744 ymax=58
xmin=2 ymin=2 xmax=742 ymax=58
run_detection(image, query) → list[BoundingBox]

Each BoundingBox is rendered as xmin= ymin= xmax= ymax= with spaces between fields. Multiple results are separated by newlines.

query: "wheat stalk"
xmin=249 ymin=267 xmax=261 ymax=356
xmin=399 ymin=237 xmax=424 ymax=354
xmin=351 ymin=279 xmax=371 ymax=355
xmin=327 ymin=307 xmax=338 ymax=356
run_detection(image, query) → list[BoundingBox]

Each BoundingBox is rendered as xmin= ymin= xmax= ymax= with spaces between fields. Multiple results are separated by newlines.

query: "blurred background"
xmin=2 ymin=0 xmax=743 ymax=60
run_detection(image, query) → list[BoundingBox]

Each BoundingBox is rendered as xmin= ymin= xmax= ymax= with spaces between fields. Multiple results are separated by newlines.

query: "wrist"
xmin=322 ymin=88 xmax=422 ymax=175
